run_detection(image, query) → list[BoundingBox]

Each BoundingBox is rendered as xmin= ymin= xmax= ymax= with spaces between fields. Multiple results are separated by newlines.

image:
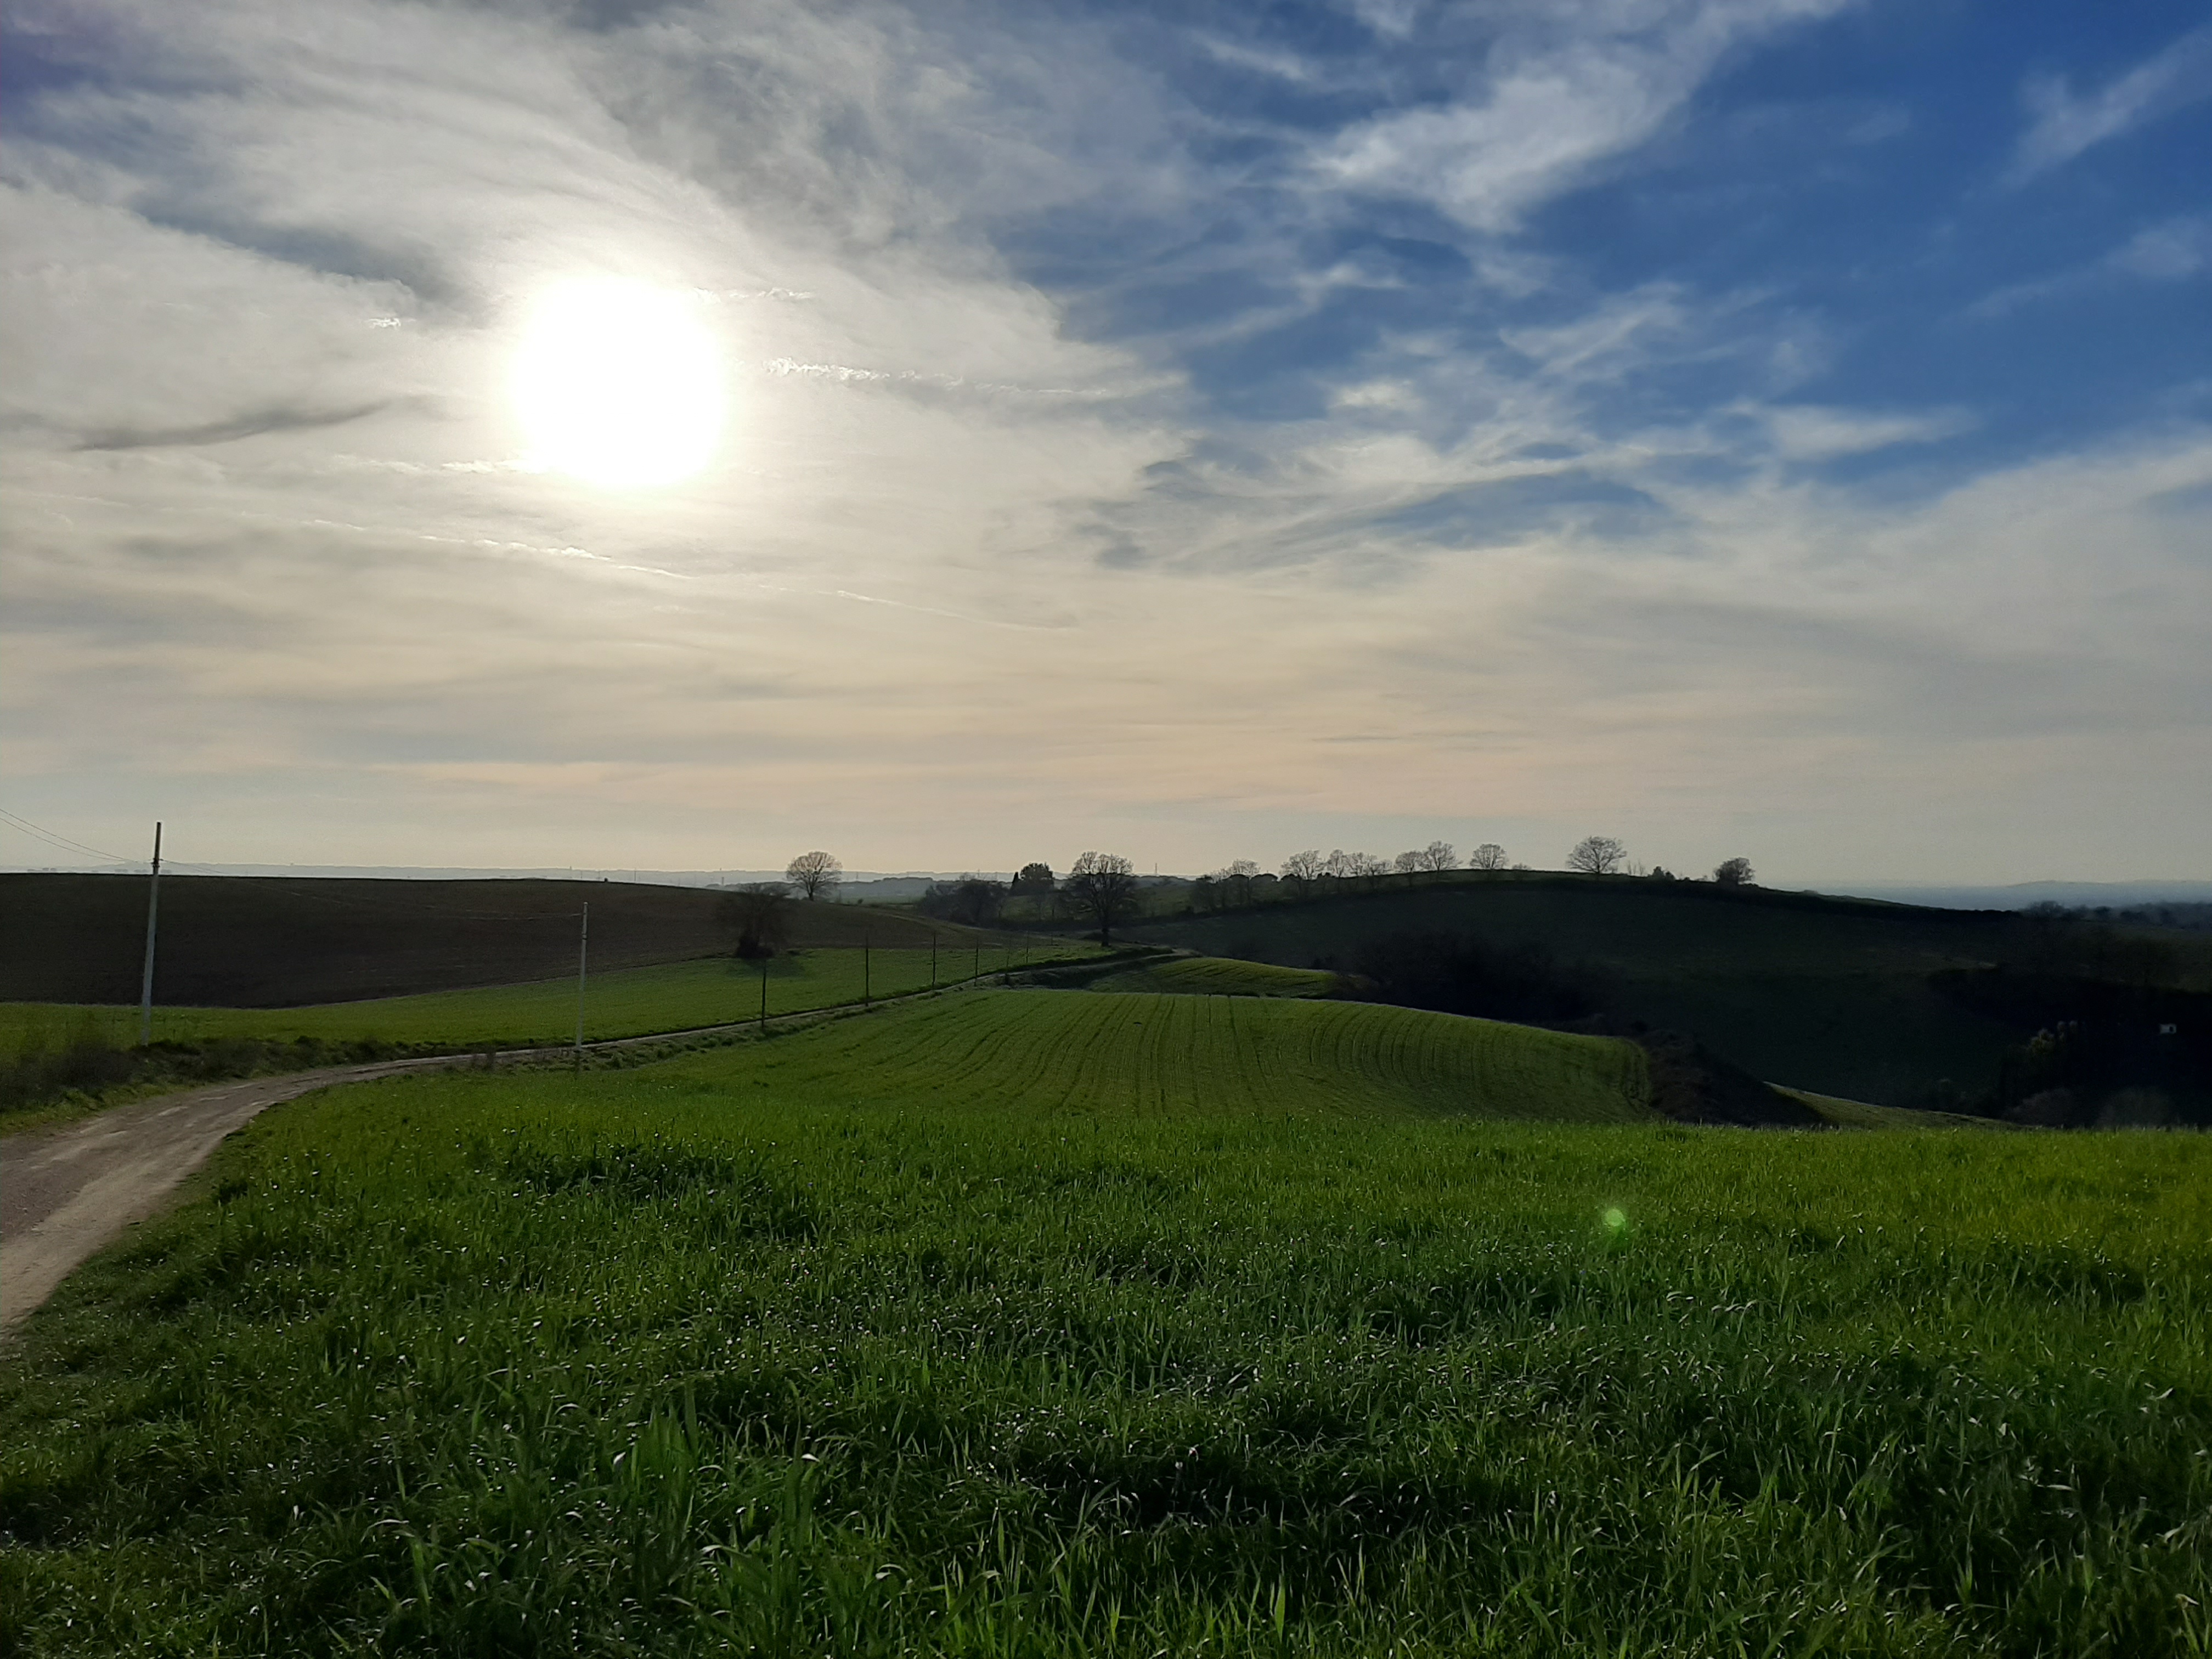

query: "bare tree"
xmin=1468 ymin=843 xmax=1509 ymax=871
xmin=1064 ymin=851 xmax=1141 ymax=946
xmin=1712 ymin=857 xmax=1755 ymax=887
xmin=1348 ymin=852 xmax=1392 ymax=886
xmin=1011 ymin=862 xmax=1056 ymax=894
xmin=715 ymin=882 xmax=792 ymax=959
xmin=1324 ymin=849 xmax=1357 ymax=880
xmin=921 ymin=876 xmax=1008 ymax=927
xmin=1393 ymin=850 xmax=1426 ymax=875
xmin=1281 ymin=850 xmax=1325 ymax=893
xmin=785 ymin=850 xmax=843 ymax=901
xmin=1421 ymin=840 xmax=1457 ymax=871
xmin=1565 ymin=836 xmax=1628 ymax=876
xmin=1213 ymin=859 xmax=1259 ymax=906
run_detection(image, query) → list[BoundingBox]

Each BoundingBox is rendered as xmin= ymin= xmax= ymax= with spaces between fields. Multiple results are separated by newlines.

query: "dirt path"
xmin=0 ymin=1059 xmax=466 ymax=1337
xmin=0 ymin=970 xmax=1059 ymax=1341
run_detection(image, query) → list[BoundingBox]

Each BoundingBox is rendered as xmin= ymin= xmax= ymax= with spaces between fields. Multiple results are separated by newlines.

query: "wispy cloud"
xmin=1968 ymin=213 xmax=2212 ymax=319
xmin=3 ymin=0 xmax=2208 ymax=882
xmin=1314 ymin=0 xmax=1850 ymax=230
xmin=2007 ymin=24 xmax=2212 ymax=183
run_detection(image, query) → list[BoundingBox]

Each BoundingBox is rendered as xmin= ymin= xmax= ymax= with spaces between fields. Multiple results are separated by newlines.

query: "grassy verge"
xmin=3 ymin=996 xmax=2207 ymax=1655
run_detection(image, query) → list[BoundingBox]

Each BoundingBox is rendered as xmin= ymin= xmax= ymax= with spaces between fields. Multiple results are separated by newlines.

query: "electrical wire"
xmin=0 ymin=807 xmax=143 ymax=867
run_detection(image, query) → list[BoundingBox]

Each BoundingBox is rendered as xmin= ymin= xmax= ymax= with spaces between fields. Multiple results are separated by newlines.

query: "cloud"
xmin=2008 ymin=24 xmax=2212 ymax=183
xmin=3 ymin=0 xmax=2208 ymax=883
xmin=1314 ymin=0 xmax=1850 ymax=230
xmin=1968 ymin=213 xmax=2212 ymax=319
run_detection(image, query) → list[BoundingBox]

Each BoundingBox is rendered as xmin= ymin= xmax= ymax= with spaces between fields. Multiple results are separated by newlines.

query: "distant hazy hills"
xmin=1826 ymin=881 xmax=2212 ymax=911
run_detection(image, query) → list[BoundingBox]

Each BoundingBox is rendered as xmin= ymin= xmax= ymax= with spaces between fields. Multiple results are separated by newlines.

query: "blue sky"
xmin=2 ymin=0 xmax=2208 ymax=883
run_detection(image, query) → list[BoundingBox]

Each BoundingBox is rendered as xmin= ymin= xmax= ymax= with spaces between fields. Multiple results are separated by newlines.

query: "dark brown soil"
xmin=0 ymin=874 xmax=951 ymax=1007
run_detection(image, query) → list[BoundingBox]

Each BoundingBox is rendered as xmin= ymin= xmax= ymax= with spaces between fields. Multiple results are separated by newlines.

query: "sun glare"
xmin=510 ymin=278 xmax=725 ymax=488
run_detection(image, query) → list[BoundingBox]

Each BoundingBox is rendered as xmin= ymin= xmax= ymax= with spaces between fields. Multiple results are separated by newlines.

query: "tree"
xmin=1566 ymin=836 xmax=1628 ymax=876
xmin=1712 ymin=857 xmax=1754 ymax=887
xmin=1281 ymin=850 xmax=1325 ymax=893
xmin=1421 ymin=840 xmax=1457 ymax=872
xmin=920 ymin=876 xmax=1007 ymax=927
xmin=1393 ymin=850 xmax=1426 ymax=875
xmin=785 ymin=850 xmax=843 ymax=901
xmin=1011 ymin=862 xmax=1056 ymax=894
xmin=1063 ymin=851 xmax=1140 ymax=946
xmin=715 ymin=882 xmax=792 ymax=959
xmin=1468 ymin=843 xmax=1509 ymax=871
xmin=1347 ymin=852 xmax=1391 ymax=885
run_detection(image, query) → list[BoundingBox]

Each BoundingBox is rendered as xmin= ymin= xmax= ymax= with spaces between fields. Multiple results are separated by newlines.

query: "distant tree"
xmin=920 ymin=876 xmax=1007 ymax=927
xmin=1281 ymin=850 xmax=1325 ymax=893
xmin=715 ymin=882 xmax=792 ymax=960
xmin=1468 ymin=843 xmax=1509 ymax=871
xmin=1324 ymin=849 xmax=1357 ymax=880
xmin=1347 ymin=852 xmax=1392 ymax=887
xmin=1212 ymin=859 xmax=1259 ymax=906
xmin=1421 ymin=840 xmax=1457 ymax=872
xmin=1713 ymin=857 xmax=1754 ymax=887
xmin=1393 ymin=850 xmax=1426 ymax=875
xmin=1649 ymin=866 xmax=1676 ymax=881
xmin=1011 ymin=862 xmax=1056 ymax=894
xmin=785 ymin=850 xmax=843 ymax=901
xmin=1064 ymin=851 xmax=1141 ymax=946
xmin=1566 ymin=836 xmax=1628 ymax=876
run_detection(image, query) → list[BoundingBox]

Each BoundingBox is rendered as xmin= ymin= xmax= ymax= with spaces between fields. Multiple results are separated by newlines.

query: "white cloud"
xmin=1315 ymin=0 xmax=1850 ymax=229
xmin=3 ymin=0 xmax=2207 ymax=884
xmin=2008 ymin=24 xmax=2212 ymax=184
xmin=1968 ymin=213 xmax=2212 ymax=319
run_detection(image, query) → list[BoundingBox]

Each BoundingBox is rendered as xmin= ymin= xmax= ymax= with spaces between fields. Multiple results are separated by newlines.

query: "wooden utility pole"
xmin=862 ymin=931 xmax=871 ymax=1007
xmin=929 ymin=930 xmax=938 ymax=989
xmin=758 ymin=957 xmax=769 ymax=1031
xmin=573 ymin=902 xmax=589 ymax=1074
xmin=137 ymin=821 xmax=162 ymax=1047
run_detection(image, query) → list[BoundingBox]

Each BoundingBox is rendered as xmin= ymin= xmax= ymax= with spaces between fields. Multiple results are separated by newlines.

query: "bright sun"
xmin=510 ymin=278 xmax=725 ymax=488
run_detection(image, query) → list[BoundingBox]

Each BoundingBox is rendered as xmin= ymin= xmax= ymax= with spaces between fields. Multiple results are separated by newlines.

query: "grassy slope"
xmin=3 ymin=1009 xmax=2207 ymax=1656
xmin=715 ymin=990 xmax=1653 ymax=1124
xmin=0 ymin=945 xmax=1086 ymax=1056
xmin=1126 ymin=878 xmax=2030 ymax=1104
xmin=0 ymin=873 xmax=1005 ymax=1006
xmin=1086 ymin=957 xmax=1343 ymax=998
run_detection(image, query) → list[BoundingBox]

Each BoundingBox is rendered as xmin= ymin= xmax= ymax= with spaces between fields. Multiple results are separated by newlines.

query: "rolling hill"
xmin=685 ymin=986 xmax=1657 ymax=1124
xmin=1121 ymin=876 xmax=2052 ymax=1105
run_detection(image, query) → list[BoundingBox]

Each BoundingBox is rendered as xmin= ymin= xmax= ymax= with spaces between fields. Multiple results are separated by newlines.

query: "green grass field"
xmin=1087 ymin=957 xmax=1345 ymax=998
xmin=4 ymin=993 xmax=2209 ymax=1655
xmin=0 ymin=944 xmax=1085 ymax=1057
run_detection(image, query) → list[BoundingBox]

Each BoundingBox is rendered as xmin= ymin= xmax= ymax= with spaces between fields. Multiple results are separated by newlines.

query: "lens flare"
xmin=1604 ymin=1206 xmax=1629 ymax=1233
xmin=510 ymin=278 xmax=725 ymax=488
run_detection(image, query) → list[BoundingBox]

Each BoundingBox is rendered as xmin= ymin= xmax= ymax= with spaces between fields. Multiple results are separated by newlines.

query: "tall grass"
xmin=3 ymin=1007 xmax=2206 ymax=1656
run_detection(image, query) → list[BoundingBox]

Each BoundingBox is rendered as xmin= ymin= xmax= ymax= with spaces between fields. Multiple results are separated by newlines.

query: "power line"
xmin=0 ymin=807 xmax=140 ymax=867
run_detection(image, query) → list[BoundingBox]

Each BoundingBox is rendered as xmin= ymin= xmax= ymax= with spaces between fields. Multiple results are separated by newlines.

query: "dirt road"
xmin=0 ymin=969 xmax=1048 ymax=1341
xmin=1 ymin=1059 xmax=457 ymax=1338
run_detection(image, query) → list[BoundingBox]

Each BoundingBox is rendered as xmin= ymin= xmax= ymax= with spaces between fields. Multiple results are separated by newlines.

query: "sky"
xmin=3 ymin=0 xmax=2209 ymax=886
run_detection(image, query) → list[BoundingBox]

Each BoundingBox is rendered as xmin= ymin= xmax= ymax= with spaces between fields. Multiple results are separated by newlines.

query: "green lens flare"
xmin=1604 ymin=1207 xmax=1628 ymax=1232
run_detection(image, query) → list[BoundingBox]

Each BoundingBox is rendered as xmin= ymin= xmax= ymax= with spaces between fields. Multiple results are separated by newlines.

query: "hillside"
xmin=1084 ymin=956 xmax=1345 ymax=998
xmin=0 ymin=873 xmax=980 ymax=1007
xmin=1122 ymin=877 xmax=2044 ymax=1105
xmin=707 ymin=987 xmax=1656 ymax=1124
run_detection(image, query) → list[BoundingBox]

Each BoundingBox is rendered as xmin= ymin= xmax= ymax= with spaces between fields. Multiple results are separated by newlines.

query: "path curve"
xmin=0 ymin=964 xmax=1087 ymax=1340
